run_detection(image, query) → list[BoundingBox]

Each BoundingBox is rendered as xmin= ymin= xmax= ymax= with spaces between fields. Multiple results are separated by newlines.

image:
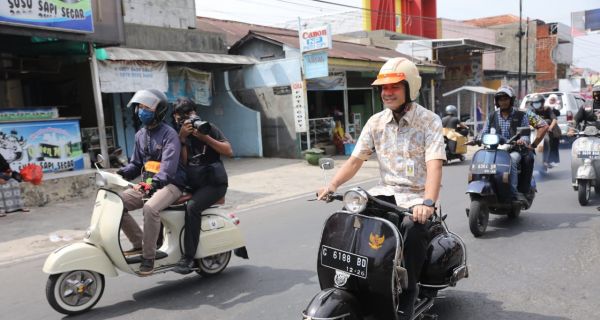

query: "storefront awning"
xmin=101 ymin=47 xmax=257 ymax=65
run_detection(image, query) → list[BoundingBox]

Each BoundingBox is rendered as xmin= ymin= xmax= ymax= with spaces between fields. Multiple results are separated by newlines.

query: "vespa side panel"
xmin=318 ymin=211 xmax=401 ymax=320
xmin=196 ymin=213 xmax=246 ymax=258
xmin=43 ymin=242 xmax=118 ymax=277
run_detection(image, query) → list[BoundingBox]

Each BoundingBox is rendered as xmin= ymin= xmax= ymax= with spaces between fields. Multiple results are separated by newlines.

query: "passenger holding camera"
xmin=171 ymin=98 xmax=233 ymax=274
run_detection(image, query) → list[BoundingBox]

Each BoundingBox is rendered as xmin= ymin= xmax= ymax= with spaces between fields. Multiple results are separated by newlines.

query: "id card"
xmin=405 ymin=159 xmax=415 ymax=177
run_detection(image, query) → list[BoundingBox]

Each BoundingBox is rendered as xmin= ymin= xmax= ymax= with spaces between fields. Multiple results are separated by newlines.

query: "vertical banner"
xmin=0 ymin=120 xmax=84 ymax=173
xmin=303 ymin=51 xmax=329 ymax=79
xmin=291 ymin=81 xmax=308 ymax=133
xmin=0 ymin=0 xmax=94 ymax=33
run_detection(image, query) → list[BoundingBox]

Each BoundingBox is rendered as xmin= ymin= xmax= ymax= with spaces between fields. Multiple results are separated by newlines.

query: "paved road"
xmin=1 ymin=149 xmax=599 ymax=319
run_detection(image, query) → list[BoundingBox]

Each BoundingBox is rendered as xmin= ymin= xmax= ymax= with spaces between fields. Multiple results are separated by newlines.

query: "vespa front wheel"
xmin=468 ymin=198 xmax=489 ymax=237
xmin=46 ymin=270 xmax=105 ymax=315
xmin=578 ymin=180 xmax=591 ymax=206
xmin=196 ymin=251 xmax=231 ymax=277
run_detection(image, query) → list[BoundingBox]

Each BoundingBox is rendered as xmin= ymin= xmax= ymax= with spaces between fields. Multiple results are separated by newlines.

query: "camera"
xmin=188 ymin=115 xmax=211 ymax=135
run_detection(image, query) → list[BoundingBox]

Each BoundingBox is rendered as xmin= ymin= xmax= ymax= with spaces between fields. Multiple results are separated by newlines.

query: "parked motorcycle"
xmin=466 ymin=127 xmax=536 ymax=237
xmin=43 ymin=155 xmax=248 ymax=315
xmin=303 ymin=159 xmax=468 ymax=320
xmin=443 ymin=126 xmax=469 ymax=164
xmin=570 ymin=125 xmax=600 ymax=205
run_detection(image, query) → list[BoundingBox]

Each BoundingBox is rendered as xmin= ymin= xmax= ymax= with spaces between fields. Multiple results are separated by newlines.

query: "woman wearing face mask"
xmin=529 ymin=94 xmax=560 ymax=168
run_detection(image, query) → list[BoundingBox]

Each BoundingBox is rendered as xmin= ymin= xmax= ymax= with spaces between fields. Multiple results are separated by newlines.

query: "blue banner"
xmin=0 ymin=120 xmax=84 ymax=173
xmin=0 ymin=0 xmax=94 ymax=33
xmin=303 ymin=51 xmax=328 ymax=79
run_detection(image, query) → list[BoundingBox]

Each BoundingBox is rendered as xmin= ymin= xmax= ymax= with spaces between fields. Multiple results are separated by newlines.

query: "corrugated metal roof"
xmin=103 ymin=47 xmax=257 ymax=64
xmin=442 ymin=86 xmax=497 ymax=96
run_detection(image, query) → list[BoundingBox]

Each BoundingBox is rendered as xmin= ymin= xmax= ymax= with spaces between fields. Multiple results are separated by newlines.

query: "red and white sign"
xmin=291 ymin=81 xmax=308 ymax=133
xmin=300 ymin=25 xmax=332 ymax=53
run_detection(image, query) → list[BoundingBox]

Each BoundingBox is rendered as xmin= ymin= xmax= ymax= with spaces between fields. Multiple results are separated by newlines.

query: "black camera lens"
xmin=192 ymin=119 xmax=211 ymax=135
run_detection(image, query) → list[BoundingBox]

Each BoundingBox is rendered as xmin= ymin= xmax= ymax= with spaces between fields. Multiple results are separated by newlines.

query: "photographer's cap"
xmin=127 ymin=90 xmax=162 ymax=111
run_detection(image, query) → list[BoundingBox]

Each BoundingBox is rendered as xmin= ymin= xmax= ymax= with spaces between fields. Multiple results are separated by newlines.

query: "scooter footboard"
xmin=302 ymin=288 xmax=361 ymax=320
xmin=43 ymin=242 xmax=118 ymax=277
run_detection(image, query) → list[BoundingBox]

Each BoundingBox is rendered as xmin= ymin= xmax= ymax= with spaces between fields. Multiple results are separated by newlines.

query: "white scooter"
xmin=571 ymin=125 xmax=600 ymax=205
xmin=43 ymin=156 xmax=248 ymax=315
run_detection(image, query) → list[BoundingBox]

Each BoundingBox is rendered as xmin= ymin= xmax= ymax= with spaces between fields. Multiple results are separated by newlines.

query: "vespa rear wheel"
xmin=469 ymin=198 xmax=489 ymax=237
xmin=46 ymin=270 xmax=105 ymax=315
xmin=196 ymin=251 xmax=231 ymax=277
xmin=578 ymin=180 xmax=591 ymax=206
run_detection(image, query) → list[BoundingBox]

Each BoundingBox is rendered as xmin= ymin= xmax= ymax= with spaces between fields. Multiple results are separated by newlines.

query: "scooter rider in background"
xmin=442 ymin=105 xmax=467 ymax=131
xmin=116 ymin=89 xmax=186 ymax=276
xmin=171 ymin=98 xmax=233 ymax=274
xmin=478 ymin=86 xmax=548 ymax=203
xmin=571 ymin=83 xmax=600 ymax=133
xmin=529 ymin=94 xmax=560 ymax=168
xmin=317 ymin=57 xmax=446 ymax=320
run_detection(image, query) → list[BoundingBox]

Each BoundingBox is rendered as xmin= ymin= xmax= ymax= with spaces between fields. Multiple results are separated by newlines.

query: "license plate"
xmin=320 ymin=245 xmax=368 ymax=279
xmin=577 ymin=151 xmax=600 ymax=159
xmin=470 ymin=163 xmax=497 ymax=174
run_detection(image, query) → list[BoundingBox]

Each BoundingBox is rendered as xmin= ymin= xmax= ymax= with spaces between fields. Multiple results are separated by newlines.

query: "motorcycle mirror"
xmin=96 ymin=154 xmax=104 ymax=164
xmin=319 ymin=158 xmax=334 ymax=170
xmin=516 ymin=126 xmax=531 ymax=136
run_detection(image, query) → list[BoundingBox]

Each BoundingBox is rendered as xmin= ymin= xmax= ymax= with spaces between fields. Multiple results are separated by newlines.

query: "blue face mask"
xmin=138 ymin=108 xmax=155 ymax=125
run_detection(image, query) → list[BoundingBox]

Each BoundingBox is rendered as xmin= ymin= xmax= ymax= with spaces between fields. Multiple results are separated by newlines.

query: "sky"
xmin=196 ymin=0 xmax=600 ymax=71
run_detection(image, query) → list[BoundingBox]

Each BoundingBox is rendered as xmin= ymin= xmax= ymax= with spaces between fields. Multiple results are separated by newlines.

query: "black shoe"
xmin=138 ymin=258 xmax=154 ymax=276
xmin=172 ymin=257 xmax=195 ymax=274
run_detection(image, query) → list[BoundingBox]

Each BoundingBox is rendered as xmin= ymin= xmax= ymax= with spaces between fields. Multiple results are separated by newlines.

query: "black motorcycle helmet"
xmin=127 ymin=89 xmax=169 ymax=125
xmin=528 ymin=94 xmax=545 ymax=112
xmin=593 ymin=83 xmax=600 ymax=108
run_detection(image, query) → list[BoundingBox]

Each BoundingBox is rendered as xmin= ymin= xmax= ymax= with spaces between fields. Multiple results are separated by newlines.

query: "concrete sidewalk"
xmin=0 ymin=147 xmax=478 ymax=265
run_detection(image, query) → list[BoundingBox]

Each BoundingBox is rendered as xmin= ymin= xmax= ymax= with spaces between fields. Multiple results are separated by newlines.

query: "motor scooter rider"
xmin=569 ymin=83 xmax=600 ymax=134
xmin=317 ymin=57 xmax=445 ymax=320
xmin=478 ymin=86 xmax=548 ymax=203
xmin=170 ymin=98 xmax=233 ymax=274
xmin=116 ymin=89 xmax=186 ymax=276
xmin=529 ymin=94 xmax=560 ymax=167
xmin=442 ymin=105 xmax=466 ymax=130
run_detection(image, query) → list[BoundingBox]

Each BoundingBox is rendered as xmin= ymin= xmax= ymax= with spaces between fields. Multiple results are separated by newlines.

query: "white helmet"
xmin=494 ymin=85 xmax=515 ymax=107
xmin=372 ymin=57 xmax=422 ymax=101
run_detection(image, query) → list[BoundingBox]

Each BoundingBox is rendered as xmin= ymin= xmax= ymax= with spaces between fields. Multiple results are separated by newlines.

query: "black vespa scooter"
xmin=303 ymin=159 xmax=468 ymax=320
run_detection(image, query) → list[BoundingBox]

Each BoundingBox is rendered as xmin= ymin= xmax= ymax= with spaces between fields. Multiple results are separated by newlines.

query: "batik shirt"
xmin=351 ymin=103 xmax=446 ymax=208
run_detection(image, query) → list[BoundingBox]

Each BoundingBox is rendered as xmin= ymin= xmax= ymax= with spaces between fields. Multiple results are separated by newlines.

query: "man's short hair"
xmin=173 ymin=98 xmax=197 ymax=116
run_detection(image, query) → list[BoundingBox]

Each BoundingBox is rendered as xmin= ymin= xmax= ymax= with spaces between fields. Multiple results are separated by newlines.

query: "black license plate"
xmin=577 ymin=151 xmax=600 ymax=159
xmin=470 ymin=163 xmax=497 ymax=174
xmin=320 ymin=245 xmax=368 ymax=279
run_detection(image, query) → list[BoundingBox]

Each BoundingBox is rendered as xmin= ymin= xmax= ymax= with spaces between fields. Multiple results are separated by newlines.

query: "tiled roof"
xmin=463 ymin=14 xmax=522 ymax=27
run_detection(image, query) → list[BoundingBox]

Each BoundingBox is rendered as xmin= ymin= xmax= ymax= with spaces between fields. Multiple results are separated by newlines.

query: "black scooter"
xmin=303 ymin=159 xmax=468 ymax=320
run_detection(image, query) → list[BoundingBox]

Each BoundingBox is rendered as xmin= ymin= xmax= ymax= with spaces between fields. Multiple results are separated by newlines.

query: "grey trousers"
xmin=120 ymin=184 xmax=182 ymax=259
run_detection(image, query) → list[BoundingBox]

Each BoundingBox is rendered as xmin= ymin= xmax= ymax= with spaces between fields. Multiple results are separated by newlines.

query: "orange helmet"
xmin=372 ymin=57 xmax=422 ymax=101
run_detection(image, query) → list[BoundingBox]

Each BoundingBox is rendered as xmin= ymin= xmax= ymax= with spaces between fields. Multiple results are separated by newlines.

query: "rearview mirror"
xmin=319 ymin=158 xmax=334 ymax=170
xmin=96 ymin=154 xmax=104 ymax=164
xmin=516 ymin=126 xmax=531 ymax=137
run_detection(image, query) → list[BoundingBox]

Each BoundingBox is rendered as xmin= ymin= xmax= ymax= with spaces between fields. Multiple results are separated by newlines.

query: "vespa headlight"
xmin=95 ymin=173 xmax=107 ymax=187
xmin=343 ymin=188 xmax=368 ymax=213
xmin=482 ymin=134 xmax=500 ymax=146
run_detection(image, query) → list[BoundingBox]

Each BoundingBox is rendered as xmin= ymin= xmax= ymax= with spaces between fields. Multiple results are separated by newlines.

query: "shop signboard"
xmin=0 ymin=107 xmax=58 ymax=121
xmin=0 ymin=0 xmax=94 ymax=33
xmin=303 ymin=51 xmax=328 ymax=79
xmin=291 ymin=81 xmax=308 ymax=133
xmin=98 ymin=61 xmax=168 ymax=93
xmin=299 ymin=24 xmax=332 ymax=53
xmin=0 ymin=119 xmax=84 ymax=173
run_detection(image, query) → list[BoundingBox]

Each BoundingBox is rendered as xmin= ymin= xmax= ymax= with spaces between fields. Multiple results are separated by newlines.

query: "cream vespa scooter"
xmin=43 ymin=155 xmax=248 ymax=315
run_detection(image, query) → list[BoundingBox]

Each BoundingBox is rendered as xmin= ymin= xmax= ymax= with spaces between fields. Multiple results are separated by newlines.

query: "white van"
xmin=519 ymin=92 xmax=586 ymax=142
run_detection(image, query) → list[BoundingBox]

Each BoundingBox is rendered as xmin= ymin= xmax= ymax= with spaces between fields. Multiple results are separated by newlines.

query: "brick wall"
xmin=536 ymin=23 xmax=558 ymax=89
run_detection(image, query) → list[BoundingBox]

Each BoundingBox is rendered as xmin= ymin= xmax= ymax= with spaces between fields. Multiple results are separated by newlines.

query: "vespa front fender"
xmin=303 ymin=288 xmax=361 ymax=320
xmin=466 ymin=180 xmax=492 ymax=196
xmin=43 ymin=242 xmax=118 ymax=277
xmin=577 ymin=164 xmax=596 ymax=180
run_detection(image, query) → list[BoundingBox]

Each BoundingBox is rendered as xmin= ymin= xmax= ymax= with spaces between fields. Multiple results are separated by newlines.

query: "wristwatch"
xmin=422 ymin=199 xmax=435 ymax=208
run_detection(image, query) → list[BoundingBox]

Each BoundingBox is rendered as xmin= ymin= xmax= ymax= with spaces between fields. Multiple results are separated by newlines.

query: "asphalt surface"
xmin=1 ymin=148 xmax=599 ymax=319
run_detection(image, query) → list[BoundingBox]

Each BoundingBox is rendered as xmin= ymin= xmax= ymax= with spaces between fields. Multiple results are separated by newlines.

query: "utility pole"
xmin=525 ymin=17 xmax=529 ymax=94
xmin=517 ymin=0 xmax=523 ymax=100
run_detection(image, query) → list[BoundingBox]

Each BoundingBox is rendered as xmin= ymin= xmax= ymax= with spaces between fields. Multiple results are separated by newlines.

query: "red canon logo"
xmin=302 ymin=29 xmax=327 ymax=39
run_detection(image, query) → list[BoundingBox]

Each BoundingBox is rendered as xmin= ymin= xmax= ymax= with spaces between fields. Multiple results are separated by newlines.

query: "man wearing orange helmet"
xmin=317 ymin=57 xmax=445 ymax=319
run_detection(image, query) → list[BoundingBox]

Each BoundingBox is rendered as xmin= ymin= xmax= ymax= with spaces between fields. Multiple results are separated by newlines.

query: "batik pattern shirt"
xmin=351 ymin=103 xmax=446 ymax=208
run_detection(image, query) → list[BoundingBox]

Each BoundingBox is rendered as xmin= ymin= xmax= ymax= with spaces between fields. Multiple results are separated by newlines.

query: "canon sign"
xmin=299 ymin=24 xmax=332 ymax=53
